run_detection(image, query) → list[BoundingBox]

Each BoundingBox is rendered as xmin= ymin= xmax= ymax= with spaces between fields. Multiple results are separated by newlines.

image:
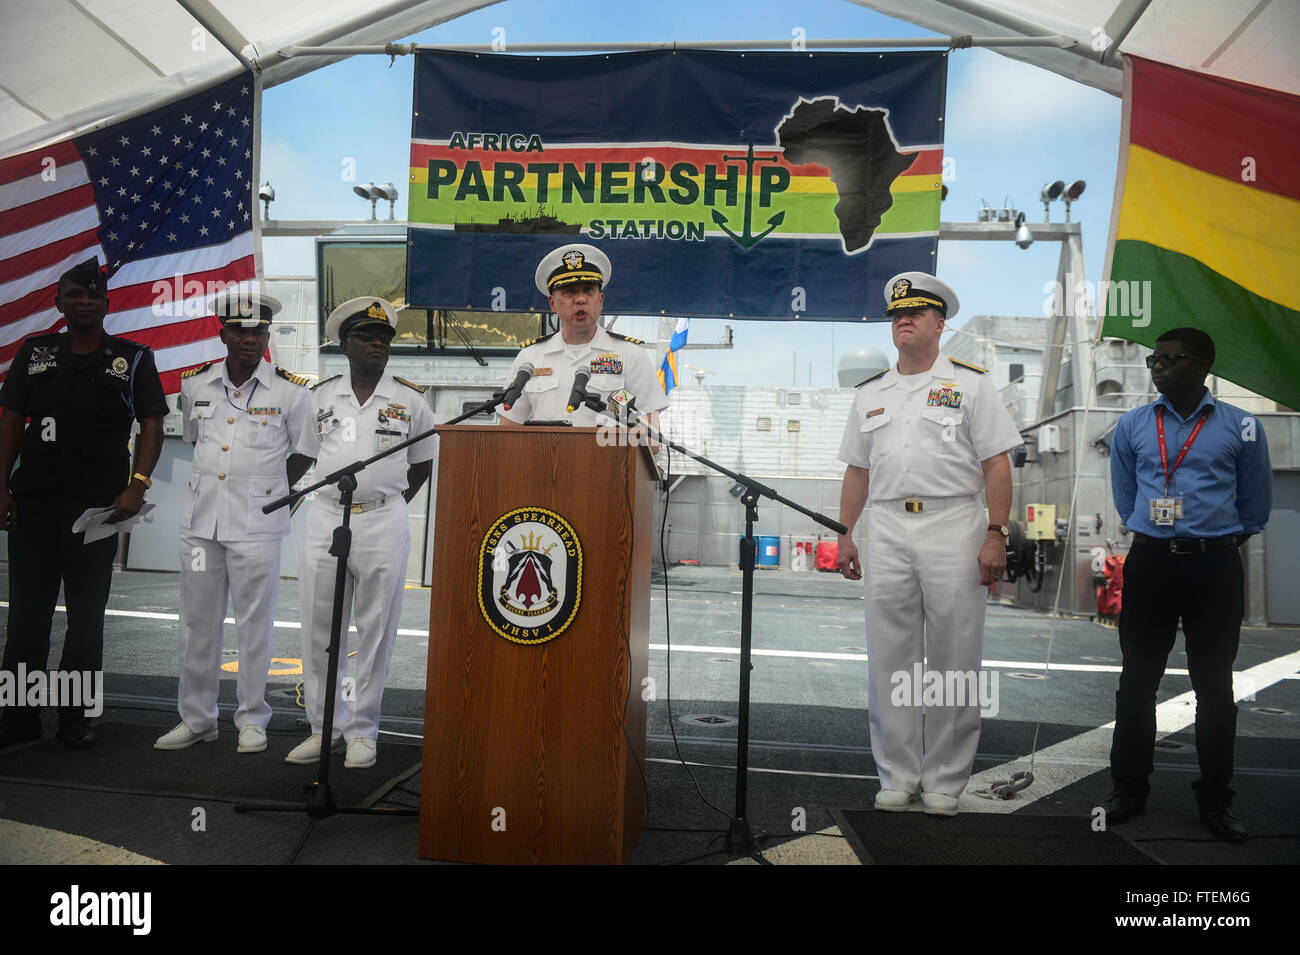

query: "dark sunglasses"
xmin=1145 ymin=353 xmax=1203 ymax=369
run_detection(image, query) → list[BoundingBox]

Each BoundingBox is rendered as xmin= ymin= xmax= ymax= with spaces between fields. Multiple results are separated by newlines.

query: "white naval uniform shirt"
xmin=303 ymin=373 xmax=437 ymax=504
xmin=497 ymin=325 xmax=668 ymax=427
xmin=837 ymin=355 xmax=1022 ymax=500
xmin=180 ymin=360 xmax=316 ymax=541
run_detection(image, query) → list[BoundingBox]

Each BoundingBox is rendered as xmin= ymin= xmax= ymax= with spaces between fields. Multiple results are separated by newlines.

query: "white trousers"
xmin=176 ymin=533 xmax=283 ymax=732
xmin=863 ymin=498 xmax=988 ymax=796
xmin=297 ymin=496 xmax=409 ymax=741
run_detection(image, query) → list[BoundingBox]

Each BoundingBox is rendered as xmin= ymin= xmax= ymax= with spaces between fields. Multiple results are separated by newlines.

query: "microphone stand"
xmin=235 ymin=388 xmax=511 ymax=862
xmin=589 ymin=393 xmax=847 ymax=856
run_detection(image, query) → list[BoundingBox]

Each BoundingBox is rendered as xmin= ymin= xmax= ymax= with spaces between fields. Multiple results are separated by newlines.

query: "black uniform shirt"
xmin=1 ymin=332 xmax=168 ymax=514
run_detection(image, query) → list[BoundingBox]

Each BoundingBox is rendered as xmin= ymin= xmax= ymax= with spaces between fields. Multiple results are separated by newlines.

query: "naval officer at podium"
xmin=498 ymin=244 xmax=667 ymax=431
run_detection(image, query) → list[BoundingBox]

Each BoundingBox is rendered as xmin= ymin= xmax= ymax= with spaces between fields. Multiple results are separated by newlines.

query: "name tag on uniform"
xmin=1150 ymin=497 xmax=1183 ymax=526
xmin=375 ymin=428 xmax=402 ymax=451
xmin=926 ymin=386 xmax=962 ymax=408
xmin=534 ymin=367 xmax=552 ymax=376
xmin=194 ymin=400 xmax=211 ymax=408
xmin=865 ymin=407 xmax=885 ymax=419
xmin=590 ymin=353 xmax=623 ymax=375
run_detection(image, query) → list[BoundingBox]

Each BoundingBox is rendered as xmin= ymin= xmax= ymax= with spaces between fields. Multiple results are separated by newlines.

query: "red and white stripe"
xmin=0 ymin=141 xmax=252 ymax=393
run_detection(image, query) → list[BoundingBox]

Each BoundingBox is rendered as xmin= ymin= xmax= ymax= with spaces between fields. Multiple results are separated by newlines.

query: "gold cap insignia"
xmin=563 ymin=250 xmax=585 ymax=271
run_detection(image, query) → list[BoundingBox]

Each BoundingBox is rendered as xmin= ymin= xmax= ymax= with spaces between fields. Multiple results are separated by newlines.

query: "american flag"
xmin=0 ymin=72 xmax=257 ymax=394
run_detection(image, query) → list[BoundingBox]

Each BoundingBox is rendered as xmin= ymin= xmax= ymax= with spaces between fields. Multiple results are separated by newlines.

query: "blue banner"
xmin=407 ymin=50 xmax=946 ymax=321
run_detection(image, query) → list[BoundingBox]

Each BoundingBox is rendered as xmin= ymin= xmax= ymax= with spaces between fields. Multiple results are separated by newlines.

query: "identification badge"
xmin=865 ymin=407 xmax=885 ymax=419
xmin=1150 ymin=497 xmax=1183 ymax=526
xmin=194 ymin=400 xmax=211 ymax=408
xmin=375 ymin=428 xmax=402 ymax=451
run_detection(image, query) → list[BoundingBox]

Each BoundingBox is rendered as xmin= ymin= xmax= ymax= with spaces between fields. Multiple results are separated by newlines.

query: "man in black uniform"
xmin=0 ymin=257 xmax=168 ymax=748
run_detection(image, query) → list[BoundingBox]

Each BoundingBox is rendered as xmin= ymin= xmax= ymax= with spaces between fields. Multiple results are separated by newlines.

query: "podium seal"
xmin=478 ymin=506 xmax=583 ymax=645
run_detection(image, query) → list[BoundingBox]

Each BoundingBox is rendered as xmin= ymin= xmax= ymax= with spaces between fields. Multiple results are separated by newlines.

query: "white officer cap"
xmin=534 ymin=243 xmax=612 ymax=296
xmin=209 ymin=286 xmax=282 ymax=328
xmin=325 ymin=296 xmax=400 ymax=343
xmin=884 ymin=271 xmax=959 ymax=320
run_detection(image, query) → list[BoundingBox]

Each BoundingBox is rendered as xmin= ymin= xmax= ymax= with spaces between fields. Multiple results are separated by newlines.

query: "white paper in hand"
xmin=73 ymin=504 xmax=156 ymax=543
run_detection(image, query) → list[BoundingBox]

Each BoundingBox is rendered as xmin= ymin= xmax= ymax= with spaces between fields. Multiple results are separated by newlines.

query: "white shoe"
xmin=344 ymin=738 xmax=377 ymax=769
xmin=154 ymin=722 xmax=218 ymax=750
xmin=922 ymin=792 xmax=960 ymax=816
xmin=236 ymin=725 xmax=267 ymax=754
xmin=284 ymin=734 xmax=343 ymax=765
xmin=874 ymin=789 xmax=915 ymax=812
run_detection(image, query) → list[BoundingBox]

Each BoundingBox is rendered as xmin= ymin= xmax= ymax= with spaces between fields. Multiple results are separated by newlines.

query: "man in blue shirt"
xmin=1105 ymin=327 xmax=1271 ymax=842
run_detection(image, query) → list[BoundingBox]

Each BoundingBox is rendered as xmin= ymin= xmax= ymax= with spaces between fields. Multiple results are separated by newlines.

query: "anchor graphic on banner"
xmin=712 ymin=141 xmax=786 ymax=250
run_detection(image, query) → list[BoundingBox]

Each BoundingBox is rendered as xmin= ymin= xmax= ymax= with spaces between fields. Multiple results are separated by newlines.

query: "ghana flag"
xmin=1102 ymin=56 xmax=1300 ymax=410
xmin=407 ymin=50 xmax=945 ymax=322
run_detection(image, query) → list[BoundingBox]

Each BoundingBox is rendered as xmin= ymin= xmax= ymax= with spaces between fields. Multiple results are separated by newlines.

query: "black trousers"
xmin=1 ymin=505 xmax=117 ymax=726
xmin=1110 ymin=539 xmax=1243 ymax=807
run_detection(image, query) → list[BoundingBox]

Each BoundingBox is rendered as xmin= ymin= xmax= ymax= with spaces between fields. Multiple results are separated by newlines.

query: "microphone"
xmin=500 ymin=362 xmax=535 ymax=411
xmin=565 ymin=368 xmax=592 ymax=414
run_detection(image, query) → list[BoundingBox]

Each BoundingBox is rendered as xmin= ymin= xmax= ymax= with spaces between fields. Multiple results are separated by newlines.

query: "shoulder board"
xmin=855 ymin=369 xmax=887 ymax=388
xmin=181 ymin=361 xmax=214 ymax=380
xmin=517 ymin=331 xmax=557 ymax=349
xmin=394 ymin=375 xmax=427 ymax=394
xmin=607 ymin=332 xmax=645 ymax=345
xmin=310 ymin=374 xmax=341 ymax=391
xmin=275 ymin=365 xmax=310 ymax=387
xmin=950 ymin=358 xmax=987 ymax=374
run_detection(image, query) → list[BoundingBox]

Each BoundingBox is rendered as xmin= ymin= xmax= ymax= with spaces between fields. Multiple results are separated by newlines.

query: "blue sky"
xmin=260 ymin=0 xmax=1122 ymax=387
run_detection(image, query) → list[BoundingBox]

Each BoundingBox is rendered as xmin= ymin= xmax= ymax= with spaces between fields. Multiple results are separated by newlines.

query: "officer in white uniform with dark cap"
xmin=286 ymin=297 xmax=436 ymax=770
xmin=498 ymin=244 xmax=667 ymax=431
xmin=836 ymin=272 xmax=1022 ymax=815
xmin=156 ymin=288 xmax=316 ymax=754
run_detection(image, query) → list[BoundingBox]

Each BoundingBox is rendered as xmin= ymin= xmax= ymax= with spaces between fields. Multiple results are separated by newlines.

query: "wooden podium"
xmin=417 ymin=425 xmax=655 ymax=864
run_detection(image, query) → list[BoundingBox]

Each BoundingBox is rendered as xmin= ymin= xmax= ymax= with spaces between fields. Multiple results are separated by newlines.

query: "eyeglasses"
xmin=1145 ymin=353 xmax=1203 ymax=369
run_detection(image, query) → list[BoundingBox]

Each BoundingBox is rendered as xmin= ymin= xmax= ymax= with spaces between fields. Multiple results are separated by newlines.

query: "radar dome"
xmin=837 ymin=347 xmax=890 ymax=387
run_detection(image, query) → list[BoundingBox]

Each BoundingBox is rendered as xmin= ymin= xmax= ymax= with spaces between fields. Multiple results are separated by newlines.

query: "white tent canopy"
xmin=0 ymin=0 xmax=500 ymax=157
xmin=850 ymin=0 xmax=1300 ymax=96
xmin=3 ymin=0 xmax=1296 ymax=160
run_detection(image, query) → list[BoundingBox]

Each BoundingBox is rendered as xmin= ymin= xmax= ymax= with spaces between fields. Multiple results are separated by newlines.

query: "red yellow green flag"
xmin=1101 ymin=56 xmax=1300 ymax=410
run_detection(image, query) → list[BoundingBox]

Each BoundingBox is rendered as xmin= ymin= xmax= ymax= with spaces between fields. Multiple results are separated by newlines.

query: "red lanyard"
xmin=1155 ymin=405 xmax=1209 ymax=495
